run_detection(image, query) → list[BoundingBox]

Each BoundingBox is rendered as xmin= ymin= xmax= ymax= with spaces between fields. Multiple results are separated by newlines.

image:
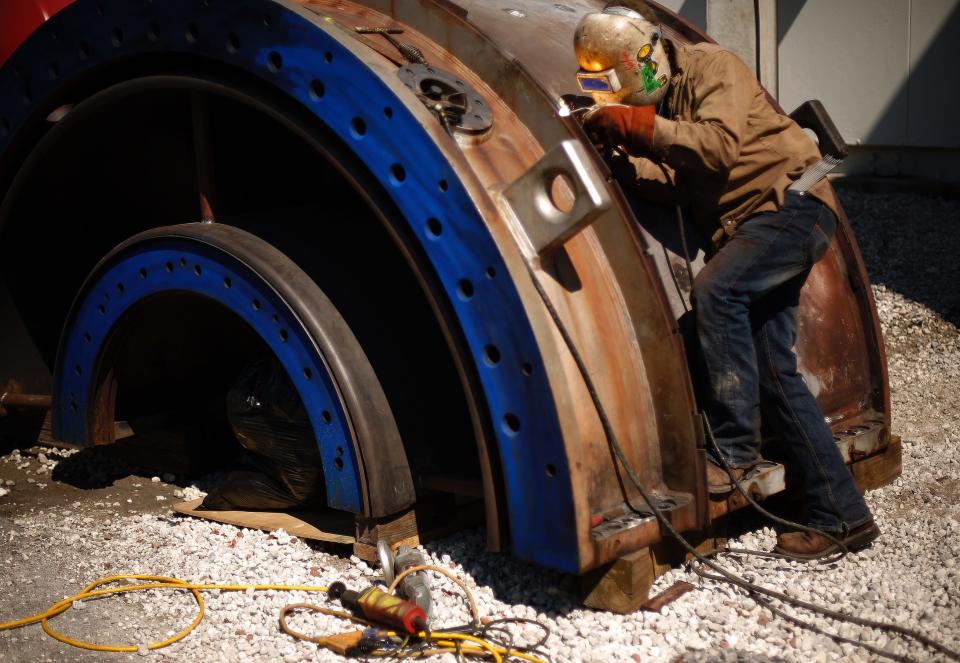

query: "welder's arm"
xmin=651 ymin=51 xmax=752 ymax=175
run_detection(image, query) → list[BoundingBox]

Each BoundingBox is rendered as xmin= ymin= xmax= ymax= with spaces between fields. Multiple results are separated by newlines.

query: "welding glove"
xmin=583 ymin=104 xmax=656 ymax=157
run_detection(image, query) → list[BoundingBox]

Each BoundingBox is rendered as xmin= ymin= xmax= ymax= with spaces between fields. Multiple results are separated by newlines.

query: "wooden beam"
xmin=852 ymin=435 xmax=902 ymax=492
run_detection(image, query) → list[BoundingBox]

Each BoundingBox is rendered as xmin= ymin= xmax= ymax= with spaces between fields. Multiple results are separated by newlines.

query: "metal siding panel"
xmin=658 ymin=0 xmax=708 ymax=30
xmin=777 ymin=0 xmax=909 ymax=146
xmin=907 ymin=0 xmax=960 ymax=146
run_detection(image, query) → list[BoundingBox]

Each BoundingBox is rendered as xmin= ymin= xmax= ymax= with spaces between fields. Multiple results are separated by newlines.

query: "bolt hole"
xmin=70 ymin=401 xmax=78 ymax=413
xmin=545 ymin=464 xmax=557 ymax=478
xmin=279 ymin=329 xmax=288 ymax=342
xmin=138 ymin=268 xmax=147 ymax=279
xmin=351 ymin=117 xmax=366 ymax=137
xmin=309 ymin=80 xmax=324 ymax=100
xmin=321 ymin=411 xmax=332 ymax=424
xmin=548 ymin=172 xmax=576 ymax=213
xmin=438 ymin=179 xmax=448 ymax=192
xmin=271 ymin=314 xmax=279 ymax=324
xmin=263 ymin=14 xmax=273 ymax=28
xmin=226 ymin=32 xmax=240 ymax=53
xmin=334 ymin=457 xmax=344 ymax=471
xmin=79 ymin=41 xmax=91 ymax=60
xmin=484 ymin=345 xmax=501 ymax=366
xmin=336 ymin=446 xmax=344 ymax=456
xmin=502 ymin=413 xmax=521 ymax=435
xmin=521 ymin=362 xmax=533 ymax=376
xmin=383 ymin=107 xmax=393 ymax=119
xmin=457 ymin=279 xmax=474 ymax=301
xmin=146 ymin=21 xmax=159 ymax=41
xmin=426 ymin=218 xmax=442 ymax=238
xmin=303 ymin=368 xmax=312 ymax=380
xmin=389 ymin=163 xmax=406 ymax=184
xmin=73 ymin=365 xmax=82 ymax=376
xmin=484 ymin=266 xmax=496 ymax=280
xmin=324 ymin=51 xmax=333 ymax=63
xmin=165 ymin=261 xmax=174 ymax=272
xmin=179 ymin=258 xmax=187 ymax=268
xmin=83 ymin=332 xmax=92 ymax=343
xmin=185 ymin=23 xmax=199 ymax=43
xmin=111 ymin=27 xmax=124 ymax=46
xmin=252 ymin=299 xmax=261 ymax=311
xmin=193 ymin=264 xmax=202 ymax=276
xmin=223 ymin=277 xmax=231 ymax=289
xmin=267 ymin=51 xmax=282 ymax=72
xmin=115 ymin=283 xmax=124 ymax=295
xmin=97 ymin=304 xmax=105 ymax=316
xmin=48 ymin=62 xmax=59 ymax=79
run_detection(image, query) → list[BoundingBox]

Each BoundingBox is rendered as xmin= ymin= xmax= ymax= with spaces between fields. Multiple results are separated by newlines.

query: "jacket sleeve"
xmin=651 ymin=51 xmax=754 ymax=176
xmin=624 ymin=155 xmax=677 ymax=206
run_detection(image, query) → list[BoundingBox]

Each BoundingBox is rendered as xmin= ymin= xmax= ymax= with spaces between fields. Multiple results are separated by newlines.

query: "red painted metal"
xmin=0 ymin=0 xmax=75 ymax=68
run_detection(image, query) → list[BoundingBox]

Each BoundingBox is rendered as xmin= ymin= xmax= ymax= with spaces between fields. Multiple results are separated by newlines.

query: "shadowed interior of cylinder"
xmin=0 ymin=80 xmax=482 ymax=506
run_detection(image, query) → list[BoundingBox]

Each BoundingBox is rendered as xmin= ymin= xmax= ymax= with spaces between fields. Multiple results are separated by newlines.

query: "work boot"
xmin=774 ymin=520 xmax=880 ymax=560
xmin=706 ymin=460 xmax=750 ymax=496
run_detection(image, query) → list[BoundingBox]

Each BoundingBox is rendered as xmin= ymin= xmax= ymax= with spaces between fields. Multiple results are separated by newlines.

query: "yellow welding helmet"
xmin=573 ymin=2 xmax=671 ymax=107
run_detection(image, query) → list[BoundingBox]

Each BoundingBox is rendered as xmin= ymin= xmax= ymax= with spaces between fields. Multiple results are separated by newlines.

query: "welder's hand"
xmin=583 ymin=104 xmax=656 ymax=156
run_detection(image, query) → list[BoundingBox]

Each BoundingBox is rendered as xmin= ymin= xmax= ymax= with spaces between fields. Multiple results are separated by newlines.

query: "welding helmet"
xmin=573 ymin=3 xmax=671 ymax=107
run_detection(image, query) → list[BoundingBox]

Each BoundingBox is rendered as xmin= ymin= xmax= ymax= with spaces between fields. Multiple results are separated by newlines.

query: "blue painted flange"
xmin=55 ymin=232 xmax=364 ymax=512
xmin=1 ymin=0 xmax=580 ymax=571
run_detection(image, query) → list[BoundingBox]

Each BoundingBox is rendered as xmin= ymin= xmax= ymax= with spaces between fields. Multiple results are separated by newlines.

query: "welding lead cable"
xmin=520 ymin=257 xmax=960 ymax=662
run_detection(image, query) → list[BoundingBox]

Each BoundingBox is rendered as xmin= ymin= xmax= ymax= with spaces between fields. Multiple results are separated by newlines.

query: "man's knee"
xmin=692 ymin=270 xmax=728 ymax=310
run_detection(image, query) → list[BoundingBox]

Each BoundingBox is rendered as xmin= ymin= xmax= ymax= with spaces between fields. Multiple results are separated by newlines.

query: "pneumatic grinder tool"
xmin=377 ymin=540 xmax=433 ymax=623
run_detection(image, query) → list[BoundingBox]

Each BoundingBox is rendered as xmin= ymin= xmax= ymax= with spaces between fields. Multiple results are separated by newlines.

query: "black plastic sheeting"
xmin=202 ymin=356 xmax=326 ymax=511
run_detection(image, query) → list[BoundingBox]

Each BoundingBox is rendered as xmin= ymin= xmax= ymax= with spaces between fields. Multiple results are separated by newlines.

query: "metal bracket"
xmin=501 ymin=139 xmax=612 ymax=260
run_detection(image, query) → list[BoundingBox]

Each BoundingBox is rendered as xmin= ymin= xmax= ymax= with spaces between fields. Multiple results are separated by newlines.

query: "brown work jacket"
xmin=630 ymin=41 xmax=840 ymax=247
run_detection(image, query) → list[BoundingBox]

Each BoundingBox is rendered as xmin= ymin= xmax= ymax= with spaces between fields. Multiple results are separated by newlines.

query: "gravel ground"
xmin=0 ymin=186 xmax=958 ymax=663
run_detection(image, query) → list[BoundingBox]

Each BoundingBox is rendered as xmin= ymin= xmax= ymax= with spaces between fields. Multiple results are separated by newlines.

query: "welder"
xmin=573 ymin=1 xmax=879 ymax=558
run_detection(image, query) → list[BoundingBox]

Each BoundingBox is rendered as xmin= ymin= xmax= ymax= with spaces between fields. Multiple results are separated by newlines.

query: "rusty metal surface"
xmin=303 ymin=0 xmax=701 ymax=571
xmin=0 ymin=392 xmax=51 ymax=409
xmin=308 ymin=0 xmax=892 ymax=570
xmin=407 ymin=0 xmax=889 ymax=433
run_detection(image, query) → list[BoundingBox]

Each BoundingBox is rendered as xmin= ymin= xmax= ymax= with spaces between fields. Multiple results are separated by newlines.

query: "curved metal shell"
xmin=0 ymin=0 xmax=893 ymax=575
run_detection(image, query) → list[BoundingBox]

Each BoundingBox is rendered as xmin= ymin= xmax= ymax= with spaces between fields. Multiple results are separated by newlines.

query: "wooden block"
xmin=579 ymin=548 xmax=656 ymax=614
xmin=852 ymin=435 xmax=902 ymax=492
xmin=356 ymin=508 xmax=419 ymax=546
xmin=649 ymin=525 xmax=726 ymax=578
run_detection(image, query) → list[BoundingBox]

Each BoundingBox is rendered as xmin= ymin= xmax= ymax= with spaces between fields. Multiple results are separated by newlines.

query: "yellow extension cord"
xmin=0 ymin=572 xmax=548 ymax=662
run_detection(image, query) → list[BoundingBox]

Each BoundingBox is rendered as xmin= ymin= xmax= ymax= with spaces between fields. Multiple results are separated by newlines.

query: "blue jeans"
xmin=693 ymin=192 xmax=873 ymax=533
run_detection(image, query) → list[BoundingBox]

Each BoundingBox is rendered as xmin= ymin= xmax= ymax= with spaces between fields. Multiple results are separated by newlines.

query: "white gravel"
xmin=0 ymin=186 xmax=958 ymax=662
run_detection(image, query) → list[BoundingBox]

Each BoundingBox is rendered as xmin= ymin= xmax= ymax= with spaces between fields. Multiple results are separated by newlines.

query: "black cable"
xmin=520 ymin=256 xmax=960 ymax=662
xmin=695 ymin=566 xmax=916 ymax=663
xmin=479 ymin=618 xmax=551 ymax=653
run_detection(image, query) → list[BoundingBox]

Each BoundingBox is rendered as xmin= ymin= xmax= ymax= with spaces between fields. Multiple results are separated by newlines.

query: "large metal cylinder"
xmin=0 ymin=0 xmax=894 ymax=576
